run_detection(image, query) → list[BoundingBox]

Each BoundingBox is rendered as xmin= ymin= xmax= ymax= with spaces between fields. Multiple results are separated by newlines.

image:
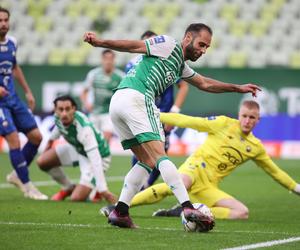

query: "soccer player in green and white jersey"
xmin=84 ymin=23 xmax=261 ymax=229
xmin=37 ymin=95 xmax=117 ymax=203
xmin=80 ymin=49 xmax=125 ymax=142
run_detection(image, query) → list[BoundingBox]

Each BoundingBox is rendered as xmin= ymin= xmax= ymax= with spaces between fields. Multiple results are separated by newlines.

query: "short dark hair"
xmin=53 ymin=95 xmax=77 ymax=109
xmin=241 ymin=100 xmax=260 ymax=110
xmin=141 ymin=30 xmax=157 ymax=40
xmin=102 ymin=49 xmax=115 ymax=56
xmin=0 ymin=6 xmax=10 ymax=18
xmin=184 ymin=23 xmax=213 ymax=36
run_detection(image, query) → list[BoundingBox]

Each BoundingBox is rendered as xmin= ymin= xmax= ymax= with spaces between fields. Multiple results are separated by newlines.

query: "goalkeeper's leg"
xmin=213 ymin=198 xmax=249 ymax=219
xmin=131 ymin=183 xmax=173 ymax=206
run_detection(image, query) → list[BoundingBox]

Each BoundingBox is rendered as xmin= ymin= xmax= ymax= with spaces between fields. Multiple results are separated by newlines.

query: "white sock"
xmin=47 ymin=167 xmax=74 ymax=190
xmin=118 ymin=162 xmax=150 ymax=206
xmin=157 ymin=157 xmax=190 ymax=204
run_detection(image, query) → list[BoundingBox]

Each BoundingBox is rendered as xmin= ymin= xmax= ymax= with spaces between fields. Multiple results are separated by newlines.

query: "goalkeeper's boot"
xmin=51 ymin=186 xmax=75 ymax=201
xmin=183 ymin=207 xmax=215 ymax=232
xmin=153 ymin=205 xmax=182 ymax=217
xmin=6 ymin=171 xmax=26 ymax=193
xmin=108 ymin=209 xmax=137 ymax=229
xmin=99 ymin=204 xmax=116 ymax=217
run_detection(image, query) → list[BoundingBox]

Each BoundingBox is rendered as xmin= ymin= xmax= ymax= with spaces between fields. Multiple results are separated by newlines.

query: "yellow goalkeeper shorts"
xmin=178 ymin=157 xmax=233 ymax=207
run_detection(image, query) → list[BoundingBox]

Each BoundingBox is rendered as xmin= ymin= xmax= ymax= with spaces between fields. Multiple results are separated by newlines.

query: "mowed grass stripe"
xmin=0 ymin=221 xmax=299 ymax=236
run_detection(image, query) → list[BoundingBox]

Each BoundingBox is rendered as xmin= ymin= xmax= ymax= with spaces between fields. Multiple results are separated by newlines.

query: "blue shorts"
xmin=0 ymin=98 xmax=38 ymax=136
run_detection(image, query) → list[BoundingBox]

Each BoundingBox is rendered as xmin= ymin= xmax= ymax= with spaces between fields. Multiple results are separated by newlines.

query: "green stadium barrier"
xmin=17 ymin=65 xmax=300 ymax=116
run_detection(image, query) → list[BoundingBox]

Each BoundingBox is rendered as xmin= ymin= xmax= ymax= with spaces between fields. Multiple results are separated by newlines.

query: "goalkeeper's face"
xmin=54 ymin=100 xmax=76 ymax=126
xmin=238 ymin=105 xmax=260 ymax=135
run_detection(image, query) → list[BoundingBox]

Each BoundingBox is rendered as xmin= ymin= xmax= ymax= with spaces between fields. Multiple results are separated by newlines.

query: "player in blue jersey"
xmin=126 ymin=31 xmax=189 ymax=189
xmin=0 ymin=7 xmax=47 ymax=200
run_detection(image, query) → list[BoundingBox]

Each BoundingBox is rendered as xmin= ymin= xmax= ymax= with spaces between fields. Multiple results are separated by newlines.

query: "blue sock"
xmin=22 ymin=141 xmax=39 ymax=166
xmin=147 ymin=168 xmax=160 ymax=186
xmin=9 ymin=149 xmax=29 ymax=184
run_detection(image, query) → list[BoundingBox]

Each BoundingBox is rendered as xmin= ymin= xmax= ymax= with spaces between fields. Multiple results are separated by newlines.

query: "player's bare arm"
xmin=186 ymin=73 xmax=261 ymax=97
xmin=80 ymin=88 xmax=93 ymax=112
xmin=13 ymin=64 xmax=35 ymax=110
xmin=83 ymin=31 xmax=146 ymax=53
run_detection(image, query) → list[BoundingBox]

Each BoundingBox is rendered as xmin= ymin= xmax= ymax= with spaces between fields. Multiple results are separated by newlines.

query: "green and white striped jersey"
xmin=117 ymin=35 xmax=195 ymax=100
xmin=84 ymin=67 xmax=124 ymax=114
xmin=50 ymin=111 xmax=110 ymax=158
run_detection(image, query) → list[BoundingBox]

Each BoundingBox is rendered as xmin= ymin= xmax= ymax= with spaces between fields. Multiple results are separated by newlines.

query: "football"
xmin=181 ymin=203 xmax=214 ymax=232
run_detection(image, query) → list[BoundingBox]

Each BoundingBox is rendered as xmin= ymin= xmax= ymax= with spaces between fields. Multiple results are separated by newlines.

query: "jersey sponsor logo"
xmin=154 ymin=36 xmax=165 ymax=44
xmin=207 ymin=116 xmax=216 ymax=120
xmin=165 ymin=71 xmax=176 ymax=84
xmin=221 ymin=146 xmax=244 ymax=166
xmin=0 ymin=61 xmax=13 ymax=75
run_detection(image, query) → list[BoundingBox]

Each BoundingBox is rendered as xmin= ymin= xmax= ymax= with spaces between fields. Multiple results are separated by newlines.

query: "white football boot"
xmin=6 ymin=171 xmax=26 ymax=193
xmin=24 ymin=182 xmax=48 ymax=200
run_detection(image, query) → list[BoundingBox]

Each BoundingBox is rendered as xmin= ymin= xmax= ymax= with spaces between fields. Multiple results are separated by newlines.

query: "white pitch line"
xmin=0 ymin=176 xmax=124 ymax=189
xmin=222 ymin=237 xmax=300 ymax=250
xmin=0 ymin=221 xmax=299 ymax=237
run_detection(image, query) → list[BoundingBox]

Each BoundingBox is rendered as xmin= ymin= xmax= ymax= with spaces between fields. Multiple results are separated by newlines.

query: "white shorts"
xmin=55 ymin=143 xmax=111 ymax=188
xmin=89 ymin=113 xmax=114 ymax=134
xmin=109 ymin=88 xmax=165 ymax=149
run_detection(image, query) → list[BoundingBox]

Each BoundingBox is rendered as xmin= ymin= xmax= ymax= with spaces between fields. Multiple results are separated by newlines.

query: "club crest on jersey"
xmin=0 ymin=46 xmax=8 ymax=52
xmin=246 ymin=146 xmax=251 ymax=152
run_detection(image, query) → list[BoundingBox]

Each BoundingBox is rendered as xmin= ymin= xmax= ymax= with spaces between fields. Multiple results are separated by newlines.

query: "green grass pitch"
xmin=0 ymin=153 xmax=300 ymax=250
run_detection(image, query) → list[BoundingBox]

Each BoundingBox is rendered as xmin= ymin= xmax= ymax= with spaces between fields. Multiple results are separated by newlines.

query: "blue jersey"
xmin=0 ymin=36 xmax=37 ymax=135
xmin=0 ymin=36 xmax=17 ymax=103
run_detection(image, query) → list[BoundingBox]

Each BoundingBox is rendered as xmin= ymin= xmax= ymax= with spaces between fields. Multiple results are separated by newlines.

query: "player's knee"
xmin=36 ymin=156 xmax=43 ymax=168
xmin=36 ymin=156 xmax=47 ymax=170
xmin=33 ymin=132 xmax=43 ymax=145
xmin=70 ymin=194 xmax=86 ymax=202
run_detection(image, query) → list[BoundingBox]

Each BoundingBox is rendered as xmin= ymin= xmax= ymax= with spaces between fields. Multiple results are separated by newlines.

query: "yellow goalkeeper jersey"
xmin=160 ymin=113 xmax=297 ymax=190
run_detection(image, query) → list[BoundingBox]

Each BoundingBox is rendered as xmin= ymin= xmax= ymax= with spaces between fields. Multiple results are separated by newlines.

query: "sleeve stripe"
xmin=145 ymin=40 xmax=150 ymax=55
xmin=181 ymin=72 xmax=196 ymax=79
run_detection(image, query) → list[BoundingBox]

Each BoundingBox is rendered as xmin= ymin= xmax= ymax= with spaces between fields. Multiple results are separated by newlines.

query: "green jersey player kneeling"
xmin=37 ymin=95 xmax=117 ymax=204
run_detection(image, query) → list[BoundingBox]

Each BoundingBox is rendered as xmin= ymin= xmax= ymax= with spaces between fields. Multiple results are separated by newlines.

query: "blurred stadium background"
xmin=1 ymin=0 xmax=300 ymax=158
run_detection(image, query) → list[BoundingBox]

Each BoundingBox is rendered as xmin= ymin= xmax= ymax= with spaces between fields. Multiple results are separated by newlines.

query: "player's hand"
xmin=0 ymin=86 xmax=8 ymax=98
xmin=25 ymin=91 xmax=35 ymax=111
xmin=238 ymin=84 xmax=262 ymax=97
xmin=164 ymin=125 xmax=174 ymax=133
xmin=83 ymin=31 xmax=99 ymax=46
xmin=293 ymin=184 xmax=300 ymax=196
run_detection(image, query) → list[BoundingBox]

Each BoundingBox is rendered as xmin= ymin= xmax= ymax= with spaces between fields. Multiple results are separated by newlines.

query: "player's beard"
xmin=185 ymin=38 xmax=201 ymax=62
xmin=0 ymin=28 xmax=8 ymax=38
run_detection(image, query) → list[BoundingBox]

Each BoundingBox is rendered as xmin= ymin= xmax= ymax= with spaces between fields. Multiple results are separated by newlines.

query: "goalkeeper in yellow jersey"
xmin=101 ymin=100 xmax=300 ymax=219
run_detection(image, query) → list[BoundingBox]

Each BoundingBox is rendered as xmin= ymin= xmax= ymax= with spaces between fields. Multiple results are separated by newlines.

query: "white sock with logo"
xmin=118 ymin=162 xmax=150 ymax=206
xmin=48 ymin=167 xmax=74 ymax=190
xmin=157 ymin=157 xmax=190 ymax=204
